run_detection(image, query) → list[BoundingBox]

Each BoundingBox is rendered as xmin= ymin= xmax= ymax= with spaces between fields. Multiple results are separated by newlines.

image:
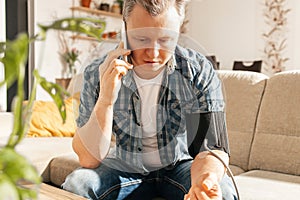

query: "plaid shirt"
xmin=77 ymin=45 xmax=226 ymax=173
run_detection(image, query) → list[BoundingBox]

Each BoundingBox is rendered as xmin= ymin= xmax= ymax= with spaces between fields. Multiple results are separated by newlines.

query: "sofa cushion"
xmin=217 ymin=70 xmax=268 ymax=171
xmin=47 ymin=153 xmax=80 ymax=187
xmin=235 ymin=170 xmax=300 ymax=200
xmin=229 ymin=164 xmax=245 ymax=176
xmin=26 ymin=94 xmax=80 ymax=137
xmin=249 ymin=70 xmax=300 ymax=175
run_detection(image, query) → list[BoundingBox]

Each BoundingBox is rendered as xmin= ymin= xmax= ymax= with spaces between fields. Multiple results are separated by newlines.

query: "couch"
xmin=218 ymin=70 xmax=300 ymax=199
xmin=0 ymin=70 xmax=299 ymax=199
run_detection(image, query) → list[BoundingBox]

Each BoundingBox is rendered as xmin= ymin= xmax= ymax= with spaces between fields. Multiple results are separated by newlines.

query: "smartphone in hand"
xmin=121 ymin=22 xmax=131 ymax=63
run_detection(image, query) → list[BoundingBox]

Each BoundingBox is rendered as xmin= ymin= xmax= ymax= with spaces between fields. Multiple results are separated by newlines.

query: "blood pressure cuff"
xmin=186 ymin=111 xmax=230 ymax=158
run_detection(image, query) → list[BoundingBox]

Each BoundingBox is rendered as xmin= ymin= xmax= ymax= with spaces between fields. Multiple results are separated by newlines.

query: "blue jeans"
xmin=62 ymin=158 xmax=237 ymax=200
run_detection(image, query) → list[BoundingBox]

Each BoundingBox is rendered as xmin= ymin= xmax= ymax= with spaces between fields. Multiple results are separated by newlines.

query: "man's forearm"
xmin=73 ymin=101 xmax=113 ymax=168
xmin=191 ymin=150 xmax=229 ymax=185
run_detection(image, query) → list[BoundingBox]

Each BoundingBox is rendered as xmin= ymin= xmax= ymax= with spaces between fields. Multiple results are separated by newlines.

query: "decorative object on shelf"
xmin=99 ymin=2 xmax=110 ymax=12
xmin=55 ymin=77 xmax=72 ymax=90
xmin=111 ymin=1 xmax=121 ymax=14
xmin=262 ymin=0 xmax=291 ymax=74
xmin=116 ymin=0 xmax=124 ymax=14
xmin=102 ymin=31 xmax=118 ymax=40
xmin=57 ymin=31 xmax=81 ymax=78
xmin=0 ymin=17 xmax=105 ymax=199
xmin=70 ymin=6 xmax=122 ymax=42
xmin=71 ymin=6 xmax=122 ymax=18
xmin=81 ymin=0 xmax=92 ymax=8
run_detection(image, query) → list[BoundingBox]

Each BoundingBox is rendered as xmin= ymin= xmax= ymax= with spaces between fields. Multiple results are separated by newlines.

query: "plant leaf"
xmin=33 ymin=70 xmax=69 ymax=123
xmin=0 ymin=147 xmax=41 ymax=199
xmin=0 ymin=148 xmax=41 ymax=184
xmin=0 ymin=173 xmax=19 ymax=200
xmin=38 ymin=17 xmax=106 ymax=41
xmin=0 ymin=34 xmax=28 ymax=89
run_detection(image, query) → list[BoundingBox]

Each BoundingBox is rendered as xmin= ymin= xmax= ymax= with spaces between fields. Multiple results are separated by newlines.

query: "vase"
xmin=55 ymin=78 xmax=72 ymax=90
xmin=81 ymin=0 xmax=91 ymax=8
xmin=71 ymin=66 xmax=77 ymax=77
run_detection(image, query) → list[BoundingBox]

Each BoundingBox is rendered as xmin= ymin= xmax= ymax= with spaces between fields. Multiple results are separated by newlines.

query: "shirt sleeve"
xmin=192 ymin=56 xmax=225 ymax=113
xmin=186 ymin=54 xmax=229 ymax=157
xmin=76 ymin=58 xmax=104 ymax=128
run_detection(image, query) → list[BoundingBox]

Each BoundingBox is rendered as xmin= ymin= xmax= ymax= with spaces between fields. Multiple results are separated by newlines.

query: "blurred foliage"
xmin=0 ymin=17 xmax=105 ymax=199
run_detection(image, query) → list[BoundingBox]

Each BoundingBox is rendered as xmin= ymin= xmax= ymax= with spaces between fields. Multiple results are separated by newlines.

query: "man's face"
xmin=126 ymin=4 xmax=181 ymax=79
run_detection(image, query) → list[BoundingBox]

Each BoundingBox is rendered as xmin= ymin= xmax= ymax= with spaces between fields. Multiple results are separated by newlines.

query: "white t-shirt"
xmin=133 ymin=70 xmax=165 ymax=167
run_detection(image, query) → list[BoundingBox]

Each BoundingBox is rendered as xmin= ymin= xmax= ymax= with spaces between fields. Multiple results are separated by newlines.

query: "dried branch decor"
xmin=262 ymin=0 xmax=291 ymax=73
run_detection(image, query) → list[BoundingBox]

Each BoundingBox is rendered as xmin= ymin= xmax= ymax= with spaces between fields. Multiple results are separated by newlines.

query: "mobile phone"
xmin=121 ymin=22 xmax=131 ymax=63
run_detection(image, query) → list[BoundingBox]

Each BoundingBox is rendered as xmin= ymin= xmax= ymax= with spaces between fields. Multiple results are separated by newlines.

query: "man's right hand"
xmin=98 ymin=42 xmax=132 ymax=106
xmin=73 ymin=42 xmax=132 ymax=168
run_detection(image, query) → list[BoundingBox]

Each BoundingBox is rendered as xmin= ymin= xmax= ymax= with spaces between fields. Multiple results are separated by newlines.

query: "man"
xmin=63 ymin=0 xmax=237 ymax=199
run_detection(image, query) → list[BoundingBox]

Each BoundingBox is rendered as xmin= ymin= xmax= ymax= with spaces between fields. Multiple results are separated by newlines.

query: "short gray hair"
xmin=122 ymin=0 xmax=189 ymax=23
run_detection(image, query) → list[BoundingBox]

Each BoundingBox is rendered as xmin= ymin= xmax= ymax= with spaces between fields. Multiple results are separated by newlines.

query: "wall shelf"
xmin=70 ymin=6 xmax=121 ymax=43
xmin=70 ymin=6 xmax=122 ymax=19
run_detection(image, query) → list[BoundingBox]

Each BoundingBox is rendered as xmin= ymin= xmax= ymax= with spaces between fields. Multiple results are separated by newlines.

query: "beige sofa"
xmin=218 ymin=70 xmax=300 ymax=199
xmin=1 ymin=70 xmax=299 ymax=199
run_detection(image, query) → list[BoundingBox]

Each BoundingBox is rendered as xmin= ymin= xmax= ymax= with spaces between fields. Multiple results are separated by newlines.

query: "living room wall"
xmin=186 ymin=0 xmax=300 ymax=73
xmin=34 ymin=0 xmax=118 ymax=100
xmin=34 ymin=0 xmax=300 ymax=100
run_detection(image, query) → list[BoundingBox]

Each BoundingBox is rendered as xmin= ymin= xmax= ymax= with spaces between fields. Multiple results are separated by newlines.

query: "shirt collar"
xmin=166 ymin=54 xmax=177 ymax=75
xmin=122 ymin=53 xmax=177 ymax=89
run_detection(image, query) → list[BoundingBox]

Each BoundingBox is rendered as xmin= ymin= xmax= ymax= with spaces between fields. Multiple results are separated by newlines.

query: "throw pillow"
xmin=26 ymin=93 xmax=80 ymax=137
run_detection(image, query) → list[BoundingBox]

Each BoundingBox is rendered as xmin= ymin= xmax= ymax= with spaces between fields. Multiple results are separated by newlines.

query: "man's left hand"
xmin=184 ymin=172 xmax=222 ymax=200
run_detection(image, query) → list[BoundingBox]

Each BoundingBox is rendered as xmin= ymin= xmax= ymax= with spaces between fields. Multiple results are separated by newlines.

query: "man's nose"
xmin=145 ymin=42 xmax=160 ymax=58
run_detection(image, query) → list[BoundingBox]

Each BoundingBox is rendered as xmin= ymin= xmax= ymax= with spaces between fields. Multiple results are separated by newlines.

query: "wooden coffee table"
xmin=23 ymin=183 xmax=87 ymax=200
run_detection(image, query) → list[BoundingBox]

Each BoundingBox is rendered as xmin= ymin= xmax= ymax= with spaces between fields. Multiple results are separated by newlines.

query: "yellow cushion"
xmin=27 ymin=93 xmax=80 ymax=137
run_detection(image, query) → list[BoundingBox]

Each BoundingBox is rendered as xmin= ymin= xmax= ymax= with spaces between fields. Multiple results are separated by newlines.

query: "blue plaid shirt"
xmin=77 ymin=45 xmax=226 ymax=173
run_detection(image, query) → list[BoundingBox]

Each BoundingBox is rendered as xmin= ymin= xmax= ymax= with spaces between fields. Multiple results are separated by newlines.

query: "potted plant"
xmin=58 ymin=31 xmax=81 ymax=78
xmin=0 ymin=17 xmax=105 ymax=199
xmin=81 ymin=0 xmax=92 ymax=8
xmin=56 ymin=31 xmax=81 ymax=89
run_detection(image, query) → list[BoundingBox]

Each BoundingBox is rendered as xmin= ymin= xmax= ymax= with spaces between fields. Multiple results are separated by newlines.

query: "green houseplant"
xmin=0 ymin=17 xmax=105 ymax=199
xmin=57 ymin=31 xmax=81 ymax=78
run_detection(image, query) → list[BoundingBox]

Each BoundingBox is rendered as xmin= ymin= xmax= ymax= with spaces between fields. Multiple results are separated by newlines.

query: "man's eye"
xmin=159 ymin=38 xmax=175 ymax=47
xmin=159 ymin=38 xmax=170 ymax=43
xmin=135 ymin=37 xmax=148 ymax=43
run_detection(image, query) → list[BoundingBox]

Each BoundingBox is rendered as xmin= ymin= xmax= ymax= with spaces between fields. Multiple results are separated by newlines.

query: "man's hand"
xmin=98 ymin=42 xmax=132 ymax=106
xmin=72 ymin=42 xmax=132 ymax=168
xmin=184 ymin=172 xmax=222 ymax=200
